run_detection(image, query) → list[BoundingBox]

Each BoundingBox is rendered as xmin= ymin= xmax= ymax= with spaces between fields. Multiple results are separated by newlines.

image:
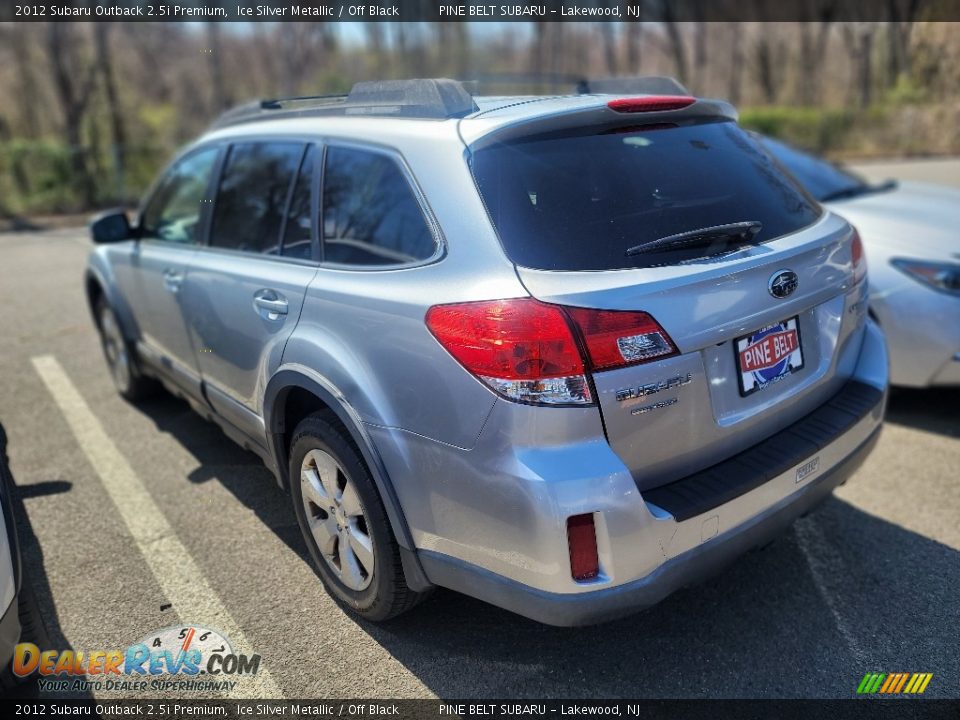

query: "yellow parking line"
xmin=31 ymin=355 xmax=284 ymax=700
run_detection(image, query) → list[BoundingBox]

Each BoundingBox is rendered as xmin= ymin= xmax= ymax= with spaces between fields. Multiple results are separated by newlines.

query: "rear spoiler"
xmin=463 ymin=96 xmax=738 ymax=149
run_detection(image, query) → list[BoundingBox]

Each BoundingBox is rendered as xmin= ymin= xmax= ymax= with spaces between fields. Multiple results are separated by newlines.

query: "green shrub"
xmin=738 ymin=106 xmax=860 ymax=154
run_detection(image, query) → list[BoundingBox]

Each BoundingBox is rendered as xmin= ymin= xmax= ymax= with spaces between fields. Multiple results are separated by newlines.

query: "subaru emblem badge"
xmin=768 ymin=269 xmax=799 ymax=299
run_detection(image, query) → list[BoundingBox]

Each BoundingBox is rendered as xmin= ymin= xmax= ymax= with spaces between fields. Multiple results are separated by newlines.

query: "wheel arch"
xmin=264 ymin=367 xmax=432 ymax=591
xmin=84 ymin=265 xmax=140 ymax=343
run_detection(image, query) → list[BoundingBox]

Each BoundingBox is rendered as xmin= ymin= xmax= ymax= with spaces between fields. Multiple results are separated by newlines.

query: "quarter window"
xmin=322 ymin=147 xmax=435 ymax=266
xmin=140 ymin=147 xmax=219 ymax=245
xmin=210 ymin=142 xmax=304 ymax=254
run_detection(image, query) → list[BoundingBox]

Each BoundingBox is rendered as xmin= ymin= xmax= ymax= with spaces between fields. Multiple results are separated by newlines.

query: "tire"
xmin=0 ymin=580 xmax=50 ymax=694
xmin=96 ymin=298 xmax=156 ymax=402
xmin=289 ymin=413 xmax=425 ymax=622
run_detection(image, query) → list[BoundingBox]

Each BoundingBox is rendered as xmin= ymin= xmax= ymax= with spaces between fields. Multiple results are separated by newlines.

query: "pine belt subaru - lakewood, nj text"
xmin=85 ymin=78 xmax=887 ymax=625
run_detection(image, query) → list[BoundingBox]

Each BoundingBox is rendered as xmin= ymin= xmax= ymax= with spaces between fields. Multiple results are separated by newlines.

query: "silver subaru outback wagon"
xmin=85 ymin=78 xmax=888 ymax=626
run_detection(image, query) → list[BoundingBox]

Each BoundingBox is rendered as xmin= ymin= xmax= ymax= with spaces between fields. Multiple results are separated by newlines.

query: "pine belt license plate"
xmin=735 ymin=316 xmax=804 ymax=396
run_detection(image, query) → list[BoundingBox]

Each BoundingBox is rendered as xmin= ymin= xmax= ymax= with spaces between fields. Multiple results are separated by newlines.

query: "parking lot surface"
xmin=0 ymin=161 xmax=957 ymax=699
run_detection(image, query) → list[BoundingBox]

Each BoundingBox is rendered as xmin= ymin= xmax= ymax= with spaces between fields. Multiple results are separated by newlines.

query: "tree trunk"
xmin=728 ymin=25 xmax=744 ymax=105
xmin=662 ymin=11 xmax=689 ymax=84
xmin=601 ymin=24 xmax=618 ymax=75
xmin=46 ymin=24 xmax=97 ymax=208
xmin=754 ymin=33 xmax=778 ymax=104
xmin=11 ymin=27 xmax=40 ymax=138
xmin=96 ymin=25 xmax=127 ymax=202
xmin=858 ymin=26 xmax=875 ymax=107
xmin=626 ymin=21 xmax=642 ymax=72
xmin=206 ymin=22 xmax=231 ymax=111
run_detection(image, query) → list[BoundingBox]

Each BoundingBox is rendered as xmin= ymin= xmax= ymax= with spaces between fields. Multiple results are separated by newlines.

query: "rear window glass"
xmin=472 ymin=120 xmax=821 ymax=271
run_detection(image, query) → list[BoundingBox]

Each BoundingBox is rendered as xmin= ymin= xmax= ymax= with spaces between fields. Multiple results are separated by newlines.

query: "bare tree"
xmin=625 ymin=20 xmax=643 ymax=73
xmin=842 ymin=22 xmax=878 ymax=107
xmin=660 ymin=1 xmax=689 ymax=83
xmin=600 ymin=23 xmax=619 ymax=75
xmin=46 ymin=23 xmax=98 ymax=207
xmin=206 ymin=22 xmax=231 ymax=111
xmin=727 ymin=24 xmax=744 ymax=105
xmin=96 ymin=25 xmax=127 ymax=201
xmin=886 ymin=0 xmax=922 ymax=85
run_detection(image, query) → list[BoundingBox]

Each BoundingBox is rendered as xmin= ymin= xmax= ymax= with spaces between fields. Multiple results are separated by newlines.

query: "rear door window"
xmin=321 ymin=146 xmax=436 ymax=266
xmin=471 ymin=120 xmax=821 ymax=271
xmin=210 ymin=142 xmax=304 ymax=254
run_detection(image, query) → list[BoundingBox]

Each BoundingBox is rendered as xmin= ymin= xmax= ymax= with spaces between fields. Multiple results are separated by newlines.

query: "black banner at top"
xmin=3 ymin=0 xmax=960 ymax=22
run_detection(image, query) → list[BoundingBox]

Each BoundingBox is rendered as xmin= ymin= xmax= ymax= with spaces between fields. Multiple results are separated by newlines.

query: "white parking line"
xmin=30 ymin=355 xmax=284 ymax=699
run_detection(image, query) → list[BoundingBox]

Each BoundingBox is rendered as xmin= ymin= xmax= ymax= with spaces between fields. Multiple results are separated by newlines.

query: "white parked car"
xmin=0 ymin=424 xmax=46 ymax=693
xmin=760 ymin=136 xmax=960 ymax=387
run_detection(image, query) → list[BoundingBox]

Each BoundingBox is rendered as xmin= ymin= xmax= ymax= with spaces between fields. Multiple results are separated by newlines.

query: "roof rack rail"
xmin=211 ymin=78 xmax=478 ymax=129
xmin=579 ymin=76 xmax=690 ymax=96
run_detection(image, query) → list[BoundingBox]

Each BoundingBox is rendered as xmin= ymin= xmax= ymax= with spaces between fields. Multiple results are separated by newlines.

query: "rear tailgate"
xmin=515 ymin=214 xmax=866 ymax=489
xmin=468 ymin=104 xmax=869 ymax=490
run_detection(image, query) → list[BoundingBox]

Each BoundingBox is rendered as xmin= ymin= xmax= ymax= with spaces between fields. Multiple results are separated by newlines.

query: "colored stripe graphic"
xmin=893 ymin=673 xmax=910 ymax=693
xmin=858 ymin=673 xmax=886 ymax=694
xmin=857 ymin=672 xmax=933 ymax=694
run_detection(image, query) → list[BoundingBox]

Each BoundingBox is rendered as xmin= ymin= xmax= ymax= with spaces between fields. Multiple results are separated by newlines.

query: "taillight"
xmin=425 ymin=299 xmax=677 ymax=406
xmin=564 ymin=307 xmax=677 ymax=370
xmin=567 ymin=514 xmax=600 ymax=581
xmin=851 ymin=228 xmax=867 ymax=285
xmin=424 ymin=299 xmax=591 ymax=405
xmin=607 ymin=95 xmax=695 ymax=113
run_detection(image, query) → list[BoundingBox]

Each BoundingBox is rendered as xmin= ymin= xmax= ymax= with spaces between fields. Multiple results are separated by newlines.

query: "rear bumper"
xmin=415 ymin=318 xmax=888 ymax=625
xmin=420 ymin=424 xmax=881 ymax=626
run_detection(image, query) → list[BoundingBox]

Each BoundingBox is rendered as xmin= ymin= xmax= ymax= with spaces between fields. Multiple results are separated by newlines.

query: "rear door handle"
xmin=163 ymin=268 xmax=183 ymax=293
xmin=253 ymin=289 xmax=288 ymax=320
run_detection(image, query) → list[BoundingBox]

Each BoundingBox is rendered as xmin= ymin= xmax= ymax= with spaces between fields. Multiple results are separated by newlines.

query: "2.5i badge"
xmin=735 ymin=316 xmax=804 ymax=396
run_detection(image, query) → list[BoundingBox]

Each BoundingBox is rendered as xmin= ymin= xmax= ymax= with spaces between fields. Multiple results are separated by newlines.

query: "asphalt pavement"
xmin=0 ymin=161 xmax=957 ymax=700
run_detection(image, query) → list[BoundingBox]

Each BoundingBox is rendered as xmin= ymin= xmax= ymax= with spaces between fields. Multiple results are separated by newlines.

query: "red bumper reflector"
xmin=567 ymin=514 xmax=600 ymax=581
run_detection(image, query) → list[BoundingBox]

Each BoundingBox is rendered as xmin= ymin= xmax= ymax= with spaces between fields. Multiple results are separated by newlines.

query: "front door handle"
xmin=253 ymin=289 xmax=288 ymax=320
xmin=163 ymin=268 xmax=183 ymax=294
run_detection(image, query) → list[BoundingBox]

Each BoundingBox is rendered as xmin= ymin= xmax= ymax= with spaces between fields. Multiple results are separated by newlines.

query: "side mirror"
xmin=90 ymin=210 xmax=134 ymax=244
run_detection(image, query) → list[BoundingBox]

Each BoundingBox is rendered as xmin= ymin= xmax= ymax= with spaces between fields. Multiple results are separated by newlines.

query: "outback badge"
xmin=616 ymin=373 xmax=693 ymax=402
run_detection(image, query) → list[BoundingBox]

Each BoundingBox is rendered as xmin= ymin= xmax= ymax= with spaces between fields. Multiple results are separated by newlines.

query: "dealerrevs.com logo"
xmin=14 ymin=625 xmax=260 ymax=693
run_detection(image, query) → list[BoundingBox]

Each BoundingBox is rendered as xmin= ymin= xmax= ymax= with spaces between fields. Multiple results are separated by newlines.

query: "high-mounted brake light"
xmin=851 ymin=228 xmax=867 ymax=285
xmin=607 ymin=95 xmax=695 ymax=113
xmin=425 ymin=299 xmax=678 ymax=406
xmin=567 ymin=514 xmax=600 ymax=581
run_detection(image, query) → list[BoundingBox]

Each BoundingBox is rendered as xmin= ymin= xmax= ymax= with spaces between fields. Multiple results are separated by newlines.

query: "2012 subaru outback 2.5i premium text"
xmin=85 ymin=78 xmax=887 ymax=626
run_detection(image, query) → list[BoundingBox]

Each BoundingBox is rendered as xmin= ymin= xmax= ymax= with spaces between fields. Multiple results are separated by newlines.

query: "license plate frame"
xmin=735 ymin=315 xmax=805 ymax=397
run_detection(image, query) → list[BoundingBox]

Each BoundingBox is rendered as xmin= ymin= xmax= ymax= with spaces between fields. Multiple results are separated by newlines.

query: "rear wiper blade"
xmin=625 ymin=221 xmax=763 ymax=257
